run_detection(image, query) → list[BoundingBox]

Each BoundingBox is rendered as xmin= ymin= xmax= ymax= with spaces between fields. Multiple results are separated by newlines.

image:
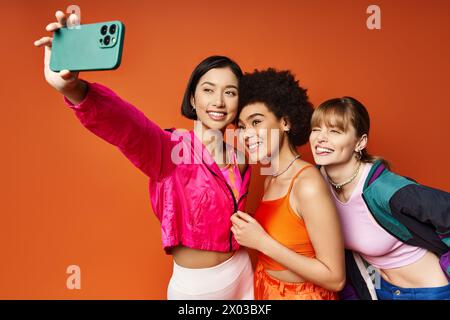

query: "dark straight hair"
xmin=181 ymin=56 xmax=243 ymax=120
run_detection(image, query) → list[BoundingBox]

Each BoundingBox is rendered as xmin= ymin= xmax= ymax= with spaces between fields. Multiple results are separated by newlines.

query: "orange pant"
xmin=254 ymin=261 xmax=339 ymax=300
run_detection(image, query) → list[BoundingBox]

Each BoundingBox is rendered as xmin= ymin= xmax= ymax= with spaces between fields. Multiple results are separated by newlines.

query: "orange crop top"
xmin=253 ymin=165 xmax=316 ymax=271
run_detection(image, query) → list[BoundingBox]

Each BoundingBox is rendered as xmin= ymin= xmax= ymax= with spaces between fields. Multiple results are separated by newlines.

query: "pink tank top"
xmin=324 ymin=163 xmax=427 ymax=270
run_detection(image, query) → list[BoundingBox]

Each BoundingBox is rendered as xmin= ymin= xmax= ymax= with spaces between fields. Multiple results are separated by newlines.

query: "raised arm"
xmin=34 ymin=10 xmax=176 ymax=180
xmin=64 ymin=82 xmax=176 ymax=180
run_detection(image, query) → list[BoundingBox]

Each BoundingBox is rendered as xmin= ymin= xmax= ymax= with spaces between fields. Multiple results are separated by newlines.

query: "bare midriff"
xmin=171 ymin=246 xmax=235 ymax=269
xmin=265 ymin=269 xmax=306 ymax=283
xmin=380 ymin=250 xmax=448 ymax=288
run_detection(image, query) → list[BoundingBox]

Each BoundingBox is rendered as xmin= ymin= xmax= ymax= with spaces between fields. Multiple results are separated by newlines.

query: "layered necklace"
xmin=325 ymin=161 xmax=361 ymax=190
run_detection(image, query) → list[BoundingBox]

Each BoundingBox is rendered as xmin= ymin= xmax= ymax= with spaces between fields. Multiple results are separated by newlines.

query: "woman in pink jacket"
xmin=34 ymin=10 xmax=253 ymax=299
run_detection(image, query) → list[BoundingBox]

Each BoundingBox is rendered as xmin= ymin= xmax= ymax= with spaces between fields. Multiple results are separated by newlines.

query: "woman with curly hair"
xmin=230 ymin=69 xmax=345 ymax=300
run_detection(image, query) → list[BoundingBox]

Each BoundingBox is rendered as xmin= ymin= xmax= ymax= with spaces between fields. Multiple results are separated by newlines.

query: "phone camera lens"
xmin=109 ymin=24 xmax=117 ymax=34
xmin=101 ymin=25 xmax=108 ymax=35
xmin=104 ymin=35 xmax=111 ymax=45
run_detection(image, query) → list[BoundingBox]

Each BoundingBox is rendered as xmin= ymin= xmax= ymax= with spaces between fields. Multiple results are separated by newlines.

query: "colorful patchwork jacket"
xmin=339 ymin=160 xmax=450 ymax=300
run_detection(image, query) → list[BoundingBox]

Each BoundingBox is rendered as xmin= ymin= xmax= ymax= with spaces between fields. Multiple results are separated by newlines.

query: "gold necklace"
xmin=326 ymin=161 xmax=361 ymax=190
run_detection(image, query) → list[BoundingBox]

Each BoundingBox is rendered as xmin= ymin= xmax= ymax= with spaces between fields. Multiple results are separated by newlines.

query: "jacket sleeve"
xmin=64 ymin=81 xmax=176 ymax=181
xmin=340 ymin=250 xmax=374 ymax=300
xmin=390 ymin=184 xmax=450 ymax=239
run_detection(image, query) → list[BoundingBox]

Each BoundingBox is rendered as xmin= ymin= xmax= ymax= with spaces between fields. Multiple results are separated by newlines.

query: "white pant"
xmin=167 ymin=248 xmax=254 ymax=300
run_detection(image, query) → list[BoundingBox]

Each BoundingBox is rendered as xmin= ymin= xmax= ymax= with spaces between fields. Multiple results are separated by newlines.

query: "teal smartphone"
xmin=50 ymin=21 xmax=125 ymax=72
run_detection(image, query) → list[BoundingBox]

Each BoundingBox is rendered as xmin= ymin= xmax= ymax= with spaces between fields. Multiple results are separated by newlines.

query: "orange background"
xmin=1 ymin=0 xmax=449 ymax=299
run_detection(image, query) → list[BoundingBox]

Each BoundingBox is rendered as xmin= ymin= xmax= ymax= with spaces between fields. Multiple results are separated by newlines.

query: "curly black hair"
xmin=237 ymin=68 xmax=314 ymax=147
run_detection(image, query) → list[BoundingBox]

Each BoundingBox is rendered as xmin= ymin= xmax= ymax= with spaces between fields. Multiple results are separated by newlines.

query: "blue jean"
xmin=376 ymin=277 xmax=450 ymax=300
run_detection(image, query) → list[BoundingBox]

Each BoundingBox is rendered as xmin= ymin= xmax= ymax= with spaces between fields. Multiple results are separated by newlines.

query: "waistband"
xmin=254 ymin=261 xmax=338 ymax=299
xmin=169 ymin=248 xmax=252 ymax=293
xmin=255 ymin=261 xmax=323 ymax=292
xmin=379 ymin=276 xmax=450 ymax=294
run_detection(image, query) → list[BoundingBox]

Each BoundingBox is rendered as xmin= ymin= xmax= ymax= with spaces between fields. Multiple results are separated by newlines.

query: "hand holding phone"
xmin=34 ymin=10 xmax=86 ymax=104
xmin=50 ymin=21 xmax=125 ymax=72
xmin=34 ymin=10 xmax=125 ymax=105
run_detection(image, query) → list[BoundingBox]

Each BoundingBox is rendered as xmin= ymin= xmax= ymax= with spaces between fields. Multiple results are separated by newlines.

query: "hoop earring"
xmin=355 ymin=149 xmax=363 ymax=160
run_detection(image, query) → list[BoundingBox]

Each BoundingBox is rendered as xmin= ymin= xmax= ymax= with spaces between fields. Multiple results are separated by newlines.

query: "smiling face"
xmin=309 ymin=109 xmax=367 ymax=166
xmin=309 ymin=122 xmax=360 ymax=166
xmin=309 ymin=97 xmax=370 ymax=168
xmin=237 ymin=102 xmax=290 ymax=163
xmin=190 ymin=67 xmax=239 ymax=131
